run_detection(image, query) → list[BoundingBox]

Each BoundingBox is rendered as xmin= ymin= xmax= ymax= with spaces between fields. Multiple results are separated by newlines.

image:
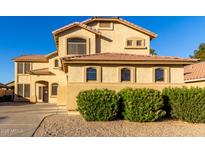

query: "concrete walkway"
xmin=0 ymin=102 xmax=67 ymax=137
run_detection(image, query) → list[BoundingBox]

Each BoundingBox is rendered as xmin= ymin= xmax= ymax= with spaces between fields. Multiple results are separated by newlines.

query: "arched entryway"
xmin=35 ymin=81 xmax=49 ymax=103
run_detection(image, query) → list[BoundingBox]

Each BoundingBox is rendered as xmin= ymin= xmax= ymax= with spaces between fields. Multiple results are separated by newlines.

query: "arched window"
xmin=67 ymin=38 xmax=86 ymax=55
xmin=86 ymin=67 xmax=97 ymax=81
xmin=155 ymin=68 xmax=164 ymax=82
xmin=51 ymin=83 xmax=58 ymax=96
xmin=121 ymin=68 xmax=131 ymax=82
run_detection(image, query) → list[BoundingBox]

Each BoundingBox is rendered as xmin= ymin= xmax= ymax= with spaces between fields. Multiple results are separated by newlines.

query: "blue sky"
xmin=0 ymin=16 xmax=205 ymax=83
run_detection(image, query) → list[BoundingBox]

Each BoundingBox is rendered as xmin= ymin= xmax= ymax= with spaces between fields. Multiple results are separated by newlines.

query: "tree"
xmin=150 ymin=48 xmax=157 ymax=55
xmin=190 ymin=43 xmax=205 ymax=60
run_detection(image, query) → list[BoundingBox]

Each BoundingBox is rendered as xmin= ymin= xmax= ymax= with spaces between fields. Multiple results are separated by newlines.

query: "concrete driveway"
xmin=0 ymin=102 xmax=67 ymax=137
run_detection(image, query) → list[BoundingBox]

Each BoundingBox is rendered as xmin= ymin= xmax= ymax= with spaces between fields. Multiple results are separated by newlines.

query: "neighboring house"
xmin=0 ymin=83 xmax=9 ymax=90
xmin=184 ymin=61 xmax=205 ymax=87
xmin=0 ymin=83 xmax=13 ymax=98
xmin=13 ymin=17 xmax=197 ymax=110
xmin=5 ymin=81 xmax=15 ymax=90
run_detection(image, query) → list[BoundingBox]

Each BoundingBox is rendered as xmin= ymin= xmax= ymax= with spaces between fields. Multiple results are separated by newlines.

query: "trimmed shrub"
xmin=163 ymin=87 xmax=205 ymax=123
xmin=119 ymin=88 xmax=166 ymax=122
xmin=77 ymin=89 xmax=120 ymax=121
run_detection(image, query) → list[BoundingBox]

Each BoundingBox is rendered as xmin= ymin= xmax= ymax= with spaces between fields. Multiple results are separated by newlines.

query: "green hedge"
xmin=119 ymin=88 xmax=166 ymax=122
xmin=77 ymin=89 xmax=120 ymax=121
xmin=163 ymin=87 xmax=205 ymax=123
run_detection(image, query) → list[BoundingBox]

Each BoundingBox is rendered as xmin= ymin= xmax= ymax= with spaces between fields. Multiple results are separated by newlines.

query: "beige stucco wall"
xmin=56 ymin=21 xmax=151 ymax=57
xmin=15 ymin=58 xmax=186 ymax=106
xmin=68 ymin=65 xmax=84 ymax=83
xmin=102 ymin=66 xmax=118 ymax=83
xmin=29 ymin=75 xmax=60 ymax=103
xmin=17 ymin=75 xmax=30 ymax=83
xmin=137 ymin=67 xmax=152 ymax=83
xmin=29 ymin=55 xmax=68 ymax=103
xmin=66 ymin=64 xmax=184 ymax=84
xmin=14 ymin=55 xmax=68 ymax=103
xmin=170 ymin=67 xmax=184 ymax=83
xmin=59 ymin=64 xmax=186 ymax=110
xmin=64 ymin=83 xmax=184 ymax=110
xmin=89 ymin=21 xmax=151 ymax=55
xmin=185 ymin=81 xmax=205 ymax=87
xmin=32 ymin=62 xmax=48 ymax=70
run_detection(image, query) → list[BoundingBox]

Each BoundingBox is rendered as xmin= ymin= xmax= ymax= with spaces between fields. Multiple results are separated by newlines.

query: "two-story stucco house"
xmin=13 ymin=17 xmax=197 ymax=110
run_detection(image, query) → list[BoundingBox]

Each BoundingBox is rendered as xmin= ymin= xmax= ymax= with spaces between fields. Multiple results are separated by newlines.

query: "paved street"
xmin=0 ymin=102 xmax=67 ymax=137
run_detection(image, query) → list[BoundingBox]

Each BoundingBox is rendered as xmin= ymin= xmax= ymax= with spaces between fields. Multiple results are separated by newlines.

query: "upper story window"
xmin=99 ymin=21 xmax=112 ymax=28
xmin=17 ymin=63 xmax=23 ymax=74
xmin=127 ymin=40 xmax=133 ymax=47
xmin=126 ymin=37 xmax=145 ymax=49
xmin=86 ymin=67 xmax=97 ymax=81
xmin=155 ymin=68 xmax=164 ymax=82
xmin=24 ymin=63 xmax=31 ymax=74
xmin=17 ymin=62 xmax=31 ymax=74
xmin=121 ymin=68 xmax=131 ymax=82
xmin=54 ymin=59 xmax=59 ymax=67
xmin=67 ymin=38 xmax=86 ymax=55
xmin=136 ymin=40 xmax=142 ymax=46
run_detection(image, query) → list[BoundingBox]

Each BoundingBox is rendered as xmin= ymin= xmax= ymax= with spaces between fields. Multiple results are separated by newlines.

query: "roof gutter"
xmin=61 ymin=59 xmax=196 ymax=65
xmin=184 ymin=78 xmax=205 ymax=83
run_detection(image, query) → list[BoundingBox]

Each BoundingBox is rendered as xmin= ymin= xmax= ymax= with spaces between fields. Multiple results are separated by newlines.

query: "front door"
xmin=43 ymin=86 xmax=48 ymax=103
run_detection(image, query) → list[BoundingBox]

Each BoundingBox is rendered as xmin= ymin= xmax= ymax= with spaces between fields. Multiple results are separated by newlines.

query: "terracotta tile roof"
xmin=46 ymin=51 xmax=58 ymax=58
xmin=184 ymin=61 xmax=205 ymax=81
xmin=52 ymin=22 xmax=101 ymax=48
xmin=62 ymin=53 xmax=197 ymax=64
xmin=13 ymin=55 xmax=48 ymax=62
xmin=82 ymin=17 xmax=157 ymax=38
xmin=52 ymin=17 xmax=157 ymax=49
xmin=30 ymin=68 xmax=54 ymax=75
xmin=52 ymin=22 xmax=101 ymax=35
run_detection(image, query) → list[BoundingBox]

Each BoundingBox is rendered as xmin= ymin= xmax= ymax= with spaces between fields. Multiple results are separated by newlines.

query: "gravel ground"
xmin=34 ymin=114 xmax=205 ymax=137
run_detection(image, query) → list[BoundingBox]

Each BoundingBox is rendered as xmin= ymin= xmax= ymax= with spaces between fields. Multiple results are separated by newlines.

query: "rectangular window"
xmin=24 ymin=84 xmax=30 ymax=97
xmin=24 ymin=63 xmax=31 ymax=74
xmin=17 ymin=63 xmax=23 ymax=74
xmin=136 ymin=40 xmax=142 ymax=46
xmin=68 ymin=43 xmax=86 ymax=54
xmin=51 ymin=84 xmax=58 ymax=96
xmin=86 ymin=68 xmax=97 ymax=81
xmin=99 ymin=21 xmax=111 ymax=28
xmin=155 ymin=68 xmax=164 ymax=82
xmin=125 ymin=38 xmax=145 ymax=48
xmin=127 ymin=40 xmax=132 ymax=46
xmin=17 ymin=84 xmax=23 ymax=97
xmin=39 ymin=87 xmax=42 ymax=99
xmin=54 ymin=60 xmax=59 ymax=67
